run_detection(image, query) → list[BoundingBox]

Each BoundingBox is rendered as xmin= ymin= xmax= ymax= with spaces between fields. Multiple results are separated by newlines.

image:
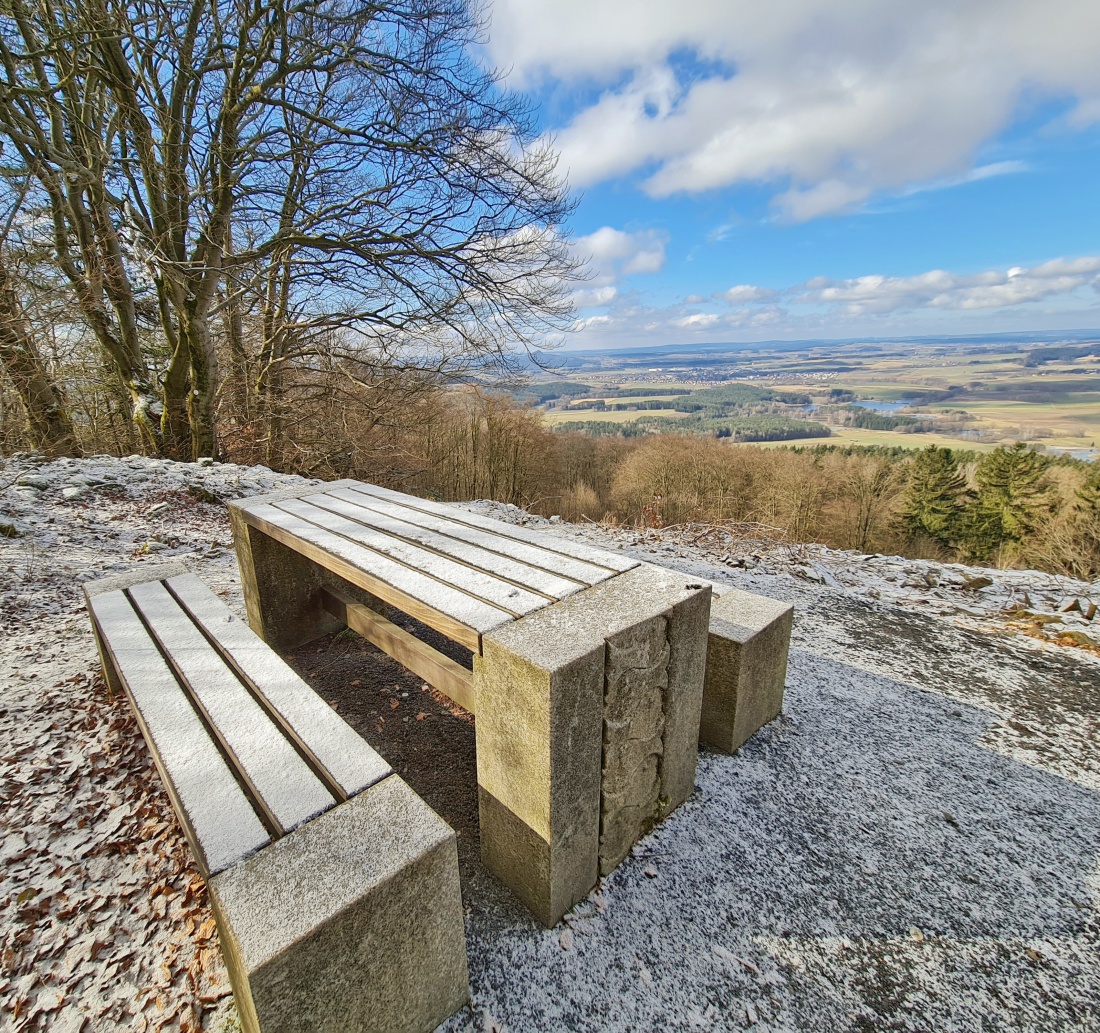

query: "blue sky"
xmin=484 ymin=0 xmax=1100 ymax=348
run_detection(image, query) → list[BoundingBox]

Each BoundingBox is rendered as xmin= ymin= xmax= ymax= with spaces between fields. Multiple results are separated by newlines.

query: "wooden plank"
xmin=313 ymin=489 xmax=582 ymax=600
xmin=321 ymin=588 xmax=476 ymax=714
xmin=239 ymin=503 xmax=508 ymax=650
xmin=275 ymin=497 xmax=549 ymax=618
xmin=87 ymin=590 xmax=270 ymax=875
xmin=127 ymin=581 xmax=336 ymax=836
xmin=164 ymin=573 xmax=392 ymax=800
xmin=333 ymin=485 xmax=616 ymax=586
xmin=341 ymin=482 xmax=638 ymax=574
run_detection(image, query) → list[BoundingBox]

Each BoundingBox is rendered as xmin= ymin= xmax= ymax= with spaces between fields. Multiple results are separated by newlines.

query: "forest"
xmin=291 ymin=387 xmax=1098 ymax=580
xmin=0 ymin=0 xmax=577 ymax=465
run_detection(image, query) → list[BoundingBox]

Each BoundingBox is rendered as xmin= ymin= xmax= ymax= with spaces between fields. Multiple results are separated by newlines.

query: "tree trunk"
xmin=0 ymin=256 xmax=80 ymax=456
xmin=178 ymin=309 xmax=219 ymax=461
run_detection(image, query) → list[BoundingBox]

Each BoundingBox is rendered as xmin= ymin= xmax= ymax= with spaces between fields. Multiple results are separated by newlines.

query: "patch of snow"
xmin=2 ymin=459 xmax=1098 ymax=1032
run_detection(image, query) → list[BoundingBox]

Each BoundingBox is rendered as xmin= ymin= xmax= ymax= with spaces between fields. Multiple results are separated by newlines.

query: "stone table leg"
xmin=229 ymin=483 xmax=380 ymax=652
xmin=474 ymin=565 xmax=710 ymax=927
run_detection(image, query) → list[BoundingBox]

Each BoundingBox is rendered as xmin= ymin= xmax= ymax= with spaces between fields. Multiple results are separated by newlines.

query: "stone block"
xmin=655 ymin=581 xmax=713 ymax=814
xmin=209 ymin=774 xmax=469 ymax=1033
xmin=475 ymin=632 xmax=605 ymax=927
xmin=700 ymin=586 xmax=794 ymax=754
xmin=475 ymin=565 xmax=710 ymax=923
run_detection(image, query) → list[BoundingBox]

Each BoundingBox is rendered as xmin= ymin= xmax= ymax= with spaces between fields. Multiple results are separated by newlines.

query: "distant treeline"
xmin=554 ymin=414 xmax=831 ymax=442
xmin=1024 ymin=343 xmax=1100 ymax=366
xmin=607 ymin=386 xmax=693 ymax=397
xmin=398 ymin=391 xmax=1099 ymax=579
xmin=518 ymin=382 xmax=593 ymax=403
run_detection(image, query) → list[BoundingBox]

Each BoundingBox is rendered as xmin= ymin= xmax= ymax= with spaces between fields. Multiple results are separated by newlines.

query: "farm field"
xmin=926 ymin=399 xmax=1100 ymax=446
xmin=543 ymin=407 xmax=691 ymax=425
xmin=526 ymin=336 xmax=1100 ymax=458
xmin=748 ymin=426 xmax=1001 ymax=452
xmin=565 ymin=394 xmax=686 ymax=405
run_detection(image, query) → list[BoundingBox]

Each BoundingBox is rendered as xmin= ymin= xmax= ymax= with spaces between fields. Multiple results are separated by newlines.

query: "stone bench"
xmin=697 ymin=581 xmax=794 ymax=754
xmin=228 ymin=481 xmax=713 ymax=926
xmin=83 ymin=563 xmax=468 ymax=1033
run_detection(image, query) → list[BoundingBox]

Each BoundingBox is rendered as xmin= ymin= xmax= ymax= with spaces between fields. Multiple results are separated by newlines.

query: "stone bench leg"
xmin=474 ymin=566 xmax=710 ymax=927
xmin=210 ymin=774 xmax=469 ymax=1033
xmin=229 ymin=483 xmax=381 ymax=652
xmin=700 ymin=588 xmax=794 ymax=754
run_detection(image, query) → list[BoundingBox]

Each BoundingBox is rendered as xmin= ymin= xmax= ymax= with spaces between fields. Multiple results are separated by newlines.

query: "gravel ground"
xmin=1 ymin=456 xmax=1098 ymax=1032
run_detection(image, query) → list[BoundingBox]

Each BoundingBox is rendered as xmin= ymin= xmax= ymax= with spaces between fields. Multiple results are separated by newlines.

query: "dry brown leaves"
xmin=1 ymin=670 xmax=233 ymax=1032
xmin=1003 ymin=610 xmax=1100 ymax=657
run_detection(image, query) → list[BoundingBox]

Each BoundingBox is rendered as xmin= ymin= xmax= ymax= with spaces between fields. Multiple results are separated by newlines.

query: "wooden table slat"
xmin=338 ymin=483 xmax=635 ymax=582
xmin=87 ymin=591 xmax=270 ymax=874
xmin=276 ymin=497 xmax=549 ymax=618
xmin=242 ymin=502 xmax=511 ymax=646
xmin=314 ymin=489 xmax=583 ymax=601
xmin=128 ymin=581 xmax=336 ymax=835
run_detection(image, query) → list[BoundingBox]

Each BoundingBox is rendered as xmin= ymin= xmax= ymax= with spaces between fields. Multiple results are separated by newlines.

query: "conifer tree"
xmin=963 ymin=443 xmax=1053 ymax=560
xmin=902 ymin=445 xmax=968 ymax=546
xmin=1074 ymin=462 xmax=1100 ymax=561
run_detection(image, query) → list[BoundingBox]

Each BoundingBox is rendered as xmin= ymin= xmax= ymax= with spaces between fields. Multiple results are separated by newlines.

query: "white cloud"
xmin=796 ymin=257 xmax=1100 ymax=314
xmin=490 ymin=0 xmax=1100 ymax=218
xmin=576 ymin=226 xmax=667 ymax=276
xmin=563 ymin=254 xmax=1100 ymax=345
xmin=720 ymin=285 xmax=778 ymax=304
xmin=675 ymin=312 xmax=721 ymax=328
xmin=571 ymin=285 xmax=618 ymax=308
xmin=570 ymin=226 xmax=667 ymax=307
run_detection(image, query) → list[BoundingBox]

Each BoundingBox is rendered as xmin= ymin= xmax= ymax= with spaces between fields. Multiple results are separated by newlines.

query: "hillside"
xmin=1 ymin=455 xmax=1098 ymax=1032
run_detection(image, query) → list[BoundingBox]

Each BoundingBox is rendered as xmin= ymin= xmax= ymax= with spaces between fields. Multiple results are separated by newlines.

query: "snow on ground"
xmin=1 ymin=455 xmax=1098 ymax=1032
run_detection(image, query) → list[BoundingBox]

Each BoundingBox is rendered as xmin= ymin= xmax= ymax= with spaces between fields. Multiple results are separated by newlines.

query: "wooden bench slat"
xmin=87 ymin=590 xmax=270 ymax=874
xmin=274 ymin=497 xmax=550 ymax=619
xmin=311 ymin=489 xmax=582 ymax=601
xmin=341 ymin=483 xmax=638 ymax=575
xmin=241 ymin=503 xmax=511 ymax=647
xmin=127 ymin=581 xmax=336 ymax=835
xmin=164 ymin=573 xmax=393 ymax=800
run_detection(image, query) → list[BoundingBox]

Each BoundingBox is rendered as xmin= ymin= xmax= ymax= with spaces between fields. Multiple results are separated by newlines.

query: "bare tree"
xmin=0 ymin=0 xmax=578 ymax=461
xmin=0 ymin=248 xmax=78 ymax=455
xmin=0 ymin=1 xmax=164 ymax=450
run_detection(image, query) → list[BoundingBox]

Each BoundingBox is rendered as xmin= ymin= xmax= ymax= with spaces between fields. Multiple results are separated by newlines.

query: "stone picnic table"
xmin=228 ymin=479 xmax=714 ymax=926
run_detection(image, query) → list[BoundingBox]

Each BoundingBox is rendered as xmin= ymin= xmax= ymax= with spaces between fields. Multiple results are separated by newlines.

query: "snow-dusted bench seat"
xmin=83 ymin=563 xmax=469 ymax=1033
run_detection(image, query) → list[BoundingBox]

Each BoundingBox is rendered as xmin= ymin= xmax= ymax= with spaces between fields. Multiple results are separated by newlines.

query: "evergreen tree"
xmin=1074 ymin=462 xmax=1100 ymax=562
xmin=902 ymin=446 xmax=968 ymax=546
xmin=963 ymin=443 xmax=1053 ymax=560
